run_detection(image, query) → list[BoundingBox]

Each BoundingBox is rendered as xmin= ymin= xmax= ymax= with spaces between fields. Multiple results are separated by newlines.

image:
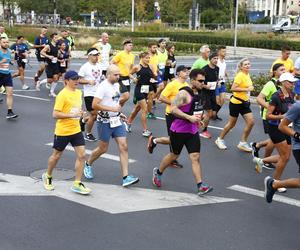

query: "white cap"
xmin=279 ymin=72 xmax=298 ymax=83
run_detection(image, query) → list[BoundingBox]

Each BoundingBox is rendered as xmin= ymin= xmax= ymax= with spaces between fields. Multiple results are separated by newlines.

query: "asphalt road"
xmin=0 ymin=58 xmax=299 ymax=250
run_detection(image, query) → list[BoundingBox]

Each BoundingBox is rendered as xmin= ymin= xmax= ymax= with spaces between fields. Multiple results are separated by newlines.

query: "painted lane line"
xmin=10 ymin=93 xmax=51 ymax=102
xmin=155 ymin=116 xmax=224 ymax=131
xmin=0 ymin=173 xmax=239 ymax=214
xmin=45 ymin=143 xmax=136 ymax=163
xmin=228 ymin=185 xmax=300 ymax=208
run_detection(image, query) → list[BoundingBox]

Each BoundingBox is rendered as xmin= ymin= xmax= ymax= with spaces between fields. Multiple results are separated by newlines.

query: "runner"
xmin=92 ymin=32 xmax=112 ymax=78
xmin=57 ymin=41 xmax=70 ymax=80
xmin=192 ymin=44 xmax=210 ymax=70
xmin=126 ymin=52 xmax=155 ymax=137
xmin=215 ymin=58 xmax=255 ymax=152
xmin=0 ymin=37 xmax=18 ymax=119
xmin=251 ymin=63 xmax=285 ymax=171
xmin=164 ymin=43 xmax=176 ymax=83
xmin=147 ymin=65 xmax=191 ymax=168
xmin=33 ymin=26 xmax=49 ymax=90
xmin=111 ymin=39 xmax=135 ymax=106
xmin=259 ymin=72 xmax=296 ymax=193
xmin=155 ymin=39 xmax=168 ymax=99
xmin=0 ymin=26 xmax=8 ymax=39
xmin=60 ymin=30 xmax=71 ymax=53
xmin=40 ymin=33 xmax=60 ymax=97
xmin=10 ymin=35 xmax=30 ymax=90
xmin=146 ymin=41 xmax=159 ymax=119
xmin=78 ymin=48 xmax=102 ymax=142
xmin=200 ymin=51 xmax=219 ymax=139
xmin=264 ymin=98 xmax=300 ymax=203
xmin=152 ymin=68 xmax=212 ymax=195
xmin=215 ymin=45 xmax=228 ymax=120
xmin=66 ymin=30 xmax=75 ymax=50
xmin=83 ymin=65 xmax=139 ymax=187
xmin=271 ymin=45 xmax=294 ymax=73
xmin=42 ymin=70 xmax=91 ymax=195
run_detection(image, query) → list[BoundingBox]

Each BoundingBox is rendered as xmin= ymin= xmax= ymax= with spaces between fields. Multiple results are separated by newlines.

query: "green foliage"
xmin=251 ymin=73 xmax=271 ymax=96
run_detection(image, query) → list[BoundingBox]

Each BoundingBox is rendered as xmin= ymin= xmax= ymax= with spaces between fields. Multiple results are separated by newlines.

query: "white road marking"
xmin=156 ymin=116 xmax=224 ymax=130
xmin=11 ymin=93 xmax=51 ymax=101
xmin=228 ymin=185 xmax=300 ymax=208
xmin=0 ymin=173 xmax=239 ymax=214
xmin=45 ymin=143 xmax=136 ymax=163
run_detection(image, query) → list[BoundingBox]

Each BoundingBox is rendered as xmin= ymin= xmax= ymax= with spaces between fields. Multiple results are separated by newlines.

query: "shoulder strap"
xmin=179 ymin=86 xmax=194 ymax=97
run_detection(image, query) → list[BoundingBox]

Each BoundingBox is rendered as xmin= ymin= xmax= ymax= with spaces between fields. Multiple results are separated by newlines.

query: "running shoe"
xmin=122 ymin=175 xmax=139 ymax=187
xmin=42 ymin=173 xmax=54 ymax=191
xmin=277 ymin=187 xmax=287 ymax=193
xmin=264 ymin=176 xmax=275 ymax=203
xmin=0 ymin=85 xmax=5 ymax=93
xmin=35 ymin=81 xmax=41 ymax=91
xmin=84 ymin=161 xmax=94 ymax=179
xmin=0 ymin=97 xmax=3 ymax=103
xmin=142 ymin=129 xmax=152 ymax=137
xmin=169 ymin=160 xmax=183 ymax=168
xmin=237 ymin=141 xmax=252 ymax=153
xmin=125 ymin=122 xmax=132 ymax=133
xmin=71 ymin=182 xmax=91 ymax=195
xmin=6 ymin=111 xmax=18 ymax=119
xmin=250 ymin=142 xmax=259 ymax=158
xmin=147 ymin=113 xmax=157 ymax=119
xmin=147 ymin=135 xmax=157 ymax=154
xmin=152 ymin=167 xmax=162 ymax=187
xmin=253 ymin=157 xmax=264 ymax=173
xmin=215 ymin=137 xmax=227 ymax=150
xmin=22 ymin=84 xmax=30 ymax=90
xmin=200 ymin=130 xmax=212 ymax=139
xmin=85 ymin=133 xmax=97 ymax=141
xmin=197 ymin=183 xmax=213 ymax=195
xmin=263 ymin=163 xmax=276 ymax=170
xmin=34 ymin=75 xmax=39 ymax=83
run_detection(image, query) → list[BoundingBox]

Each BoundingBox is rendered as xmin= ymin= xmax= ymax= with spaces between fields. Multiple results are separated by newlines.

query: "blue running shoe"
xmin=84 ymin=161 xmax=94 ymax=179
xmin=122 ymin=175 xmax=139 ymax=187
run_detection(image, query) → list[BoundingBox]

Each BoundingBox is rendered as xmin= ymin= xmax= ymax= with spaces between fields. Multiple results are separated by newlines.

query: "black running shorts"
xmin=53 ymin=132 xmax=85 ymax=151
xmin=170 ymin=131 xmax=200 ymax=155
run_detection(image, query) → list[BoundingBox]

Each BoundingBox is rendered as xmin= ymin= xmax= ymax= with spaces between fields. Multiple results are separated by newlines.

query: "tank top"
xmin=46 ymin=43 xmax=58 ymax=65
xmin=136 ymin=64 xmax=153 ymax=86
xmin=170 ymin=89 xmax=201 ymax=134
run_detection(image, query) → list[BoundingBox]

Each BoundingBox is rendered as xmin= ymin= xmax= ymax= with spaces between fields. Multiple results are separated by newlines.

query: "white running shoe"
xmin=237 ymin=141 xmax=252 ymax=153
xmin=215 ymin=137 xmax=227 ymax=150
xmin=22 ymin=84 xmax=30 ymax=90
xmin=277 ymin=187 xmax=287 ymax=193
xmin=142 ymin=129 xmax=152 ymax=137
xmin=35 ymin=81 xmax=41 ymax=91
xmin=252 ymin=157 xmax=263 ymax=173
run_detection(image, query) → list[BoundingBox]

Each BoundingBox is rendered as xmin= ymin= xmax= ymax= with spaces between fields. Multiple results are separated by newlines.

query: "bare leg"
xmin=88 ymin=140 xmax=109 ymax=165
xmin=115 ymin=137 xmax=129 ymax=177
xmin=86 ymin=112 xmax=97 ymax=134
xmin=273 ymin=178 xmax=300 ymax=189
xmin=219 ymin=116 xmax=238 ymax=139
xmin=5 ymin=86 xmax=13 ymax=109
xmin=127 ymin=104 xmax=141 ymax=124
xmin=241 ymin=112 xmax=255 ymax=142
xmin=73 ymin=145 xmax=86 ymax=182
xmin=159 ymin=153 xmax=179 ymax=173
xmin=47 ymin=149 xmax=63 ymax=176
xmin=189 ymin=152 xmax=202 ymax=184
xmin=273 ymin=141 xmax=291 ymax=180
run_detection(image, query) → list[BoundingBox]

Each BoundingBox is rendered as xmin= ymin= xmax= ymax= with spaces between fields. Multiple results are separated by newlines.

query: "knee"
xmin=190 ymin=153 xmax=200 ymax=162
xmin=119 ymin=142 xmax=128 ymax=152
xmin=51 ymin=152 xmax=62 ymax=161
xmin=77 ymin=152 xmax=86 ymax=162
xmin=247 ymin=119 xmax=255 ymax=128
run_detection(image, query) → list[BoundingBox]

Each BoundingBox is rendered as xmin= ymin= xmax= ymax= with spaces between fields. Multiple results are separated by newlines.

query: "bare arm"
xmin=92 ymin=97 xmax=121 ymax=113
xmin=256 ymin=93 xmax=268 ymax=109
xmin=52 ymin=109 xmax=83 ymax=119
xmin=159 ymin=95 xmax=171 ymax=105
xmin=40 ymin=45 xmax=51 ymax=59
xmin=266 ymin=104 xmax=284 ymax=120
xmin=279 ymin=118 xmax=294 ymax=136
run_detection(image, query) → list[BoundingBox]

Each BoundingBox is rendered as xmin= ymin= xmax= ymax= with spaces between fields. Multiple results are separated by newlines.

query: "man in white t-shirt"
xmin=78 ymin=48 xmax=102 ymax=141
xmin=92 ymin=32 xmax=112 ymax=77
xmin=215 ymin=45 xmax=228 ymax=120
xmin=83 ymin=64 xmax=139 ymax=187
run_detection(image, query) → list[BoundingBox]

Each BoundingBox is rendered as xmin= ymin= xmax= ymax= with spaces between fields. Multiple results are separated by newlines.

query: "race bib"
xmin=60 ymin=60 xmax=66 ymax=67
xmin=109 ymin=116 xmax=122 ymax=128
xmin=70 ymin=107 xmax=80 ymax=120
xmin=51 ymin=57 xmax=58 ymax=63
xmin=122 ymin=79 xmax=130 ymax=86
xmin=193 ymin=110 xmax=204 ymax=117
xmin=158 ymin=63 xmax=165 ymax=70
xmin=169 ymin=68 xmax=175 ymax=74
xmin=22 ymin=59 xmax=28 ymax=64
xmin=141 ymin=85 xmax=149 ymax=94
xmin=208 ymin=81 xmax=217 ymax=90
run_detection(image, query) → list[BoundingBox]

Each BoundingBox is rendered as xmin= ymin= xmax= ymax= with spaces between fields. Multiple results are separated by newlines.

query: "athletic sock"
xmin=203 ymin=127 xmax=207 ymax=132
xmin=50 ymin=82 xmax=57 ymax=93
xmin=73 ymin=180 xmax=81 ymax=186
xmin=40 ymin=78 xmax=48 ymax=84
xmin=153 ymin=138 xmax=157 ymax=144
xmin=197 ymin=182 xmax=202 ymax=189
xmin=123 ymin=175 xmax=128 ymax=180
xmin=157 ymin=169 xmax=162 ymax=175
xmin=7 ymin=109 xmax=12 ymax=113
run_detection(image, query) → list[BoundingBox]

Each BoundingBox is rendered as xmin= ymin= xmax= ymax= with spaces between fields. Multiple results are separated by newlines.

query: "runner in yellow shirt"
xmin=42 ymin=70 xmax=91 ymax=195
xmin=270 ymin=45 xmax=294 ymax=73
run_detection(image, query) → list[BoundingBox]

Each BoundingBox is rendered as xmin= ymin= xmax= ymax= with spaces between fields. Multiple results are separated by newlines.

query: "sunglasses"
xmin=197 ymin=80 xmax=205 ymax=83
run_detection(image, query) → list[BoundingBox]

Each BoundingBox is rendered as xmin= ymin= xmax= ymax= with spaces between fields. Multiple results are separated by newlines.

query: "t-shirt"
xmin=54 ymin=88 xmax=82 ymax=136
xmin=192 ymin=57 xmax=209 ymax=70
xmin=217 ymin=58 xmax=226 ymax=82
xmin=231 ymin=71 xmax=252 ymax=104
xmin=157 ymin=49 xmax=168 ymax=69
xmin=0 ymin=32 xmax=8 ymax=39
xmin=0 ymin=49 xmax=11 ymax=74
xmin=34 ymin=35 xmax=49 ymax=54
xmin=260 ymin=79 xmax=278 ymax=120
xmin=10 ymin=43 xmax=29 ymax=60
xmin=93 ymin=42 xmax=112 ymax=70
xmin=113 ymin=51 xmax=134 ymax=76
xmin=285 ymin=101 xmax=300 ymax=150
xmin=203 ymin=64 xmax=219 ymax=91
xmin=294 ymin=57 xmax=300 ymax=71
xmin=149 ymin=53 xmax=159 ymax=75
xmin=268 ymin=89 xmax=295 ymax=126
xmin=271 ymin=58 xmax=294 ymax=73
xmin=94 ymin=79 xmax=121 ymax=120
xmin=161 ymin=79 xmax=189 ymax=114
xmin=78 ymin=62 xmax=102 ymax=97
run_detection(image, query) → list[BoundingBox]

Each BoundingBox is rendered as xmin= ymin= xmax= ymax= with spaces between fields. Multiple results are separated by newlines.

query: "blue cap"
xmin=64 ymin=70 xmax=79 ymax=80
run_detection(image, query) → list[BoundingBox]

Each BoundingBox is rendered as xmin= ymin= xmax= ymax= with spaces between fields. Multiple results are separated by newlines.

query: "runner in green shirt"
xmin=192 ymin=45 xmax=210 ymax=70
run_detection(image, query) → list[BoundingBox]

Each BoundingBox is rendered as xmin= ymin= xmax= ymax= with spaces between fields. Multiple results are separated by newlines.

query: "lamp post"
xmin=131 ymin=0 xmax=134 ymax=32
xmin=234 ymin=0 xmax=239 ymax=56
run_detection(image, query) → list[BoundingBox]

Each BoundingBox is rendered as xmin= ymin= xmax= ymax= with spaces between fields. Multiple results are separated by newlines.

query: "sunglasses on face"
xmin=197 ymin=79 xmax=205 ymax=83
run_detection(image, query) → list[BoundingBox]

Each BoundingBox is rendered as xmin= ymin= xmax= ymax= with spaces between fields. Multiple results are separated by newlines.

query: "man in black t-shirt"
xmin=200 ymin=52 xmax=219 ymax=139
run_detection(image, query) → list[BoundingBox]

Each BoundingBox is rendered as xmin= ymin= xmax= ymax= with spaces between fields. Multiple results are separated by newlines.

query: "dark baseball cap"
xmin=64 ymin=70 xmax=79 ymax=80
xmin=176 ymin=65 xmax=191 ymax=74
